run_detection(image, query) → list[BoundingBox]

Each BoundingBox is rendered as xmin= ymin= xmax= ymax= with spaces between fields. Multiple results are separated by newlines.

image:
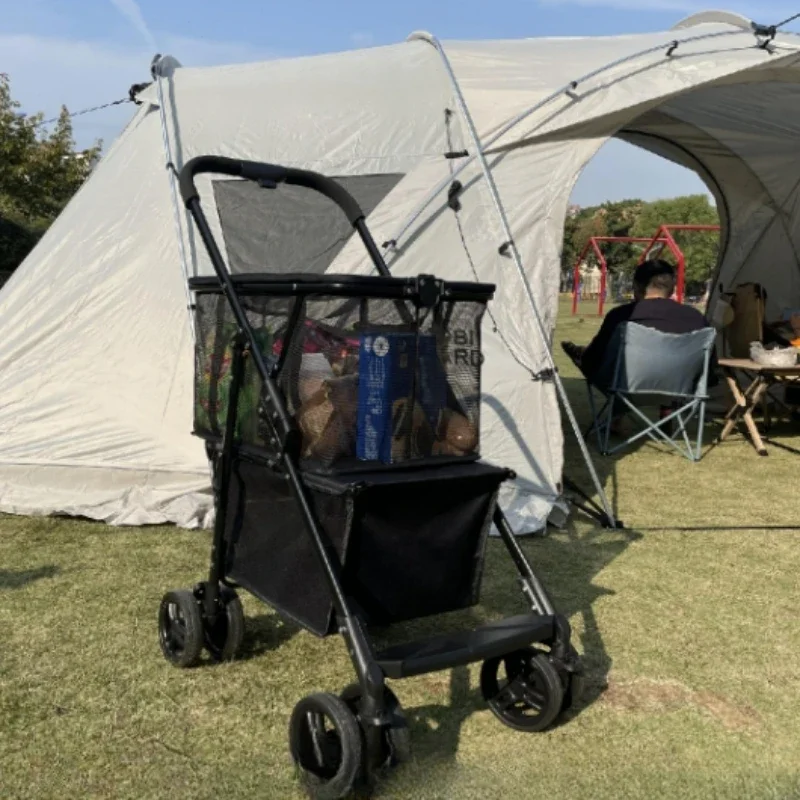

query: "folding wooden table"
xmin=716 ymin=358 xmax=800 ymax=455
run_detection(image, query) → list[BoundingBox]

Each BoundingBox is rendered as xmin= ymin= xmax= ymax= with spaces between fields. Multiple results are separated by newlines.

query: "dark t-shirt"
xmin=581 ymin=297 xmax=708 ymax=379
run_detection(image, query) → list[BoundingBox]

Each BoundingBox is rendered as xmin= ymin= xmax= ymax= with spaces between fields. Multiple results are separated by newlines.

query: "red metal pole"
xmin=638 ymin=225 xmax=667 ymax=265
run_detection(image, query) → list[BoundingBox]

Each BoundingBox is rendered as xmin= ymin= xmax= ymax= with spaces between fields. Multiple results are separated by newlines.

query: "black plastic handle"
xmin=179 ymin=155 xmax=365 ymax=225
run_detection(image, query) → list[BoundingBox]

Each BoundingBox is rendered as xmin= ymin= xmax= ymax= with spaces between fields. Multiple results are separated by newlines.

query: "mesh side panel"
xmin=193 ymin=290 xmax=487 ymax=471
xmin=194 ymin=292 xmax=293 ymax=445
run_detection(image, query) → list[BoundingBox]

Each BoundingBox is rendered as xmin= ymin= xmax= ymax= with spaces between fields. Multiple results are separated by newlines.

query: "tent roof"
xmin=138 ymin=15 xmax=800 ymax=149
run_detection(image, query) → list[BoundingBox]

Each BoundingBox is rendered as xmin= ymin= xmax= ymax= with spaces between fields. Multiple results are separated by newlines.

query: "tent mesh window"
xmin=191 ymin=279 xmax=487 ymax=473
xmin=212 ymin=174 xmax=404 ymax=275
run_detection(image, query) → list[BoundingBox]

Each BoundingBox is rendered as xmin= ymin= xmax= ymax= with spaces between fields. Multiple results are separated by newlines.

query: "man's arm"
xmin=580 ymin=306 xmax=629 ymax=377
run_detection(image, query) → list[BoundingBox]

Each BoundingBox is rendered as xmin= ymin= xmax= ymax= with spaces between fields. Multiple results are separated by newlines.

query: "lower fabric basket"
xmin=222 ymin=450 xmax=510 ymax=636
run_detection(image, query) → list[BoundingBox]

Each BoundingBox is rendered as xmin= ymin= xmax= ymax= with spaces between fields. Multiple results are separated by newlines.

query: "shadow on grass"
xmin=487 ymin=522 xmax=642 ymax=713
xmin=378 ymin=511 xmax=642 ymax=785
xmin=238 ymin=613 xmax=298 ymax=661
xmin=402 ymin=666 xmax=484 ymax=772
xmin=0 ymin=565 xmax=60 ymax=589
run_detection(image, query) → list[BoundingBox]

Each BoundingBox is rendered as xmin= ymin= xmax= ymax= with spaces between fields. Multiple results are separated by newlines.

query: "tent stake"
xmin=417 ymin=32 xmax=618 ymax=528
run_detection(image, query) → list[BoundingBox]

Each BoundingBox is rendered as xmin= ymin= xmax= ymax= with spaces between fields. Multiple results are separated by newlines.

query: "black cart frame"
xmin=158 ymin=154 xmax=584 ymax=799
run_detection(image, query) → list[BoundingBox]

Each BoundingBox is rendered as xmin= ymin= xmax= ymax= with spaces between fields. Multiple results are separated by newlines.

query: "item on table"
xmin=749 ymin=341 xmax=798 ymax=367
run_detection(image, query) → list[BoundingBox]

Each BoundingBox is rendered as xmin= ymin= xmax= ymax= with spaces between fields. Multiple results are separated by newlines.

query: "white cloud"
xmin=108 ymin=0 xmax=157 ymax=50
xmin=1 ymin=32 xmax=280 ymax=148
xmin=350 ymin=31 xmax=376 ymax=48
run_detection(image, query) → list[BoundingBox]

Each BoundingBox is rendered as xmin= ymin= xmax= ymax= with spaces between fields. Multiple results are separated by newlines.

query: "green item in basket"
xmin=194 ymin=322 xmax=275 ymax=445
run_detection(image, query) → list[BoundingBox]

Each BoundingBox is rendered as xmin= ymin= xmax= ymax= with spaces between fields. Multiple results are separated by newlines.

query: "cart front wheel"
xmin=480 ymin=647 xmax=564 ymax=732
xmin=204 ymin=586 xmax=245 ymax=662
xmin=158 ymin=589 xmax=204 ymax=668
xmin=340 ymin=682 xmax=411 ymax=768
xmin=289 ymin=692 xmax=363 ymax=800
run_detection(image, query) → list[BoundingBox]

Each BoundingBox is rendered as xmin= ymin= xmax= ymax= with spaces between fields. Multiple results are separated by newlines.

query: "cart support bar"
xmin=179 ymin=155 xmax=365 ymax=225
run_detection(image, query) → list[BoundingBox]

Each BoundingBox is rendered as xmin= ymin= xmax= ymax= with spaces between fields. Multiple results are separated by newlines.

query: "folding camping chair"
xmin=586 ymin=322 xmax=717 ymax=461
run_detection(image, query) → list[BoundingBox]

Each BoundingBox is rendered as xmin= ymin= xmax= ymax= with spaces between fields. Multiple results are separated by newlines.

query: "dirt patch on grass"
xmin=601 ymin=676 xmax=761 ymax=732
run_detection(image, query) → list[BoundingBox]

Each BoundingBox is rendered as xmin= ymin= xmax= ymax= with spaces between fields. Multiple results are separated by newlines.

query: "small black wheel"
xmin=204 ymin=586 xmax=245 ymax=662
xmin=289 ymin=692 xmax=363 ymax=800
xmin=480 ymin=647 xmax=564 ymax=732
xmin=340 ymin=682 xmax=411 ymax=768
xmin=158 ymin=589 xmax=204 ymax=668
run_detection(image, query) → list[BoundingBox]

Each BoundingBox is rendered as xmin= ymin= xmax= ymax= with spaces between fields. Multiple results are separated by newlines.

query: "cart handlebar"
xmin=179 ymin=155 xmax=366 ymax=226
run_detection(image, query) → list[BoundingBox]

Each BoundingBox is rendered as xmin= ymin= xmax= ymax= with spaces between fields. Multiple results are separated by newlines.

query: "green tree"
xmin=631 ymin=195 xmax=719 ymax=293
xmin=0 ymin=73 xmax=101 ymax=272
xmin=561 ymin=199 xmax=644 ymax=290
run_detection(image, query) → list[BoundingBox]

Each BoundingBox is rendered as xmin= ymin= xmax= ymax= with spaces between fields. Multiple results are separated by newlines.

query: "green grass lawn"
xmin=2 ymin=298 xmax=800 ymax=799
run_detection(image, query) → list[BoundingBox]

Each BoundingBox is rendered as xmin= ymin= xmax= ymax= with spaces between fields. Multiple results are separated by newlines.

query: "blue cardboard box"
xmin=356 ymin=332 xmax=447 ymax=463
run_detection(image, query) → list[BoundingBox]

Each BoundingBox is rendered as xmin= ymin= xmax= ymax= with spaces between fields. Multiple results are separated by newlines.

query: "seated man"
xmin=562 ymin=258 xmax=708 ymax=384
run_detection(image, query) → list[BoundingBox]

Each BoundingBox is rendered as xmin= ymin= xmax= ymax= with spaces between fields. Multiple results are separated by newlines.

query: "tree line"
xmin=562 ymin=194 xmax=720 ymax=296
xmin=0 ymin=74 xmax=100 ymax=275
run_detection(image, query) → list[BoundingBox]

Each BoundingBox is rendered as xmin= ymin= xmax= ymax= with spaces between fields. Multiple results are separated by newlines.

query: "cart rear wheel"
xmin=204 ymin=586 xmax=245 ymax=662
xmin=480 ymin=647 xmax=564 ymax=732
xmin=289 ymin=692 xmax=362 ymax=800
xmin=158 ymin=590 xmax=204 ymax=668
xmin=340 ymin=682 xmax=411 ymax=768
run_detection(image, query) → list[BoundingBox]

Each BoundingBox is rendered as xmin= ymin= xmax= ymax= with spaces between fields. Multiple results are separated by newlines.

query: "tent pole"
xmin=420 ymin=33 xmax=618 ymax=527
xmin=389 ymin=27 xmax=756 ymax=255
xmin=153 ymin=56 xmax=196 ymax=343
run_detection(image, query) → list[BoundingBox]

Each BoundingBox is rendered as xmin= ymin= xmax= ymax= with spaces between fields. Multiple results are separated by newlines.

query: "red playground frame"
xmin=571 ymin=224 xmax=720 ymax=316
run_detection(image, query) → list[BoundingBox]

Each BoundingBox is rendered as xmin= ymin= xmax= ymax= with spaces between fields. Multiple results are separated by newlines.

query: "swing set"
xmin=571 ymin=224 xmax=720 ymax=316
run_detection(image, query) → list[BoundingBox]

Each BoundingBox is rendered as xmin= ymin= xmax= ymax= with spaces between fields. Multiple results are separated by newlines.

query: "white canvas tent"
xmin=1 ymin=11 xmax=800 ymax=529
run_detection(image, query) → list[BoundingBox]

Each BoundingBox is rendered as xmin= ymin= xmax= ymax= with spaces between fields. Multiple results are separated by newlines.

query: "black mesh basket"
xmin=190 ymin=273 xmax=493 ymax=474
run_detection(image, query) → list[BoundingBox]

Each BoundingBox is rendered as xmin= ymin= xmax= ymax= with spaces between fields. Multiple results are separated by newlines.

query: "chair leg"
xmin=608 ymin=399 xmax=701 ymax=461
xmin=695 ymin=399 xmax=707 ymax=461
xmin=602 ymin=396 xmax=615 ymax=455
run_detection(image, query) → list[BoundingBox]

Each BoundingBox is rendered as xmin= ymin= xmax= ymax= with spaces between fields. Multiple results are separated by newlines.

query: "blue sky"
xmin=3 ymin=0 xmax=799 ymax=206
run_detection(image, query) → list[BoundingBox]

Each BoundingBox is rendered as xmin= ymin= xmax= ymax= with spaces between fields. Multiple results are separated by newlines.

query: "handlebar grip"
xmin=179 ymin=156 xmax=288 ymax=206
xmin=179 ymin=157 xmax=365 ymax=225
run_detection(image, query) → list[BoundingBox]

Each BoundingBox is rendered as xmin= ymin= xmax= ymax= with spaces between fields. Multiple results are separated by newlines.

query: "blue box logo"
xmin=356 ymin=332 xmax=447 ymax=463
